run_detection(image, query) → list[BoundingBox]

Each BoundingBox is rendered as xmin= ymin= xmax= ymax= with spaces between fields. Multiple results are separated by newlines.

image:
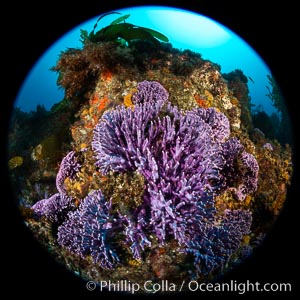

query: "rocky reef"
xmin=7 ymin=16 xmax=293 ymax=294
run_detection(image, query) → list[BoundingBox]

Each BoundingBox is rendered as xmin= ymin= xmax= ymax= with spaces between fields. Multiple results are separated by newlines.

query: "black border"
xmin=2 ymin=1 xmax=298 ymax=298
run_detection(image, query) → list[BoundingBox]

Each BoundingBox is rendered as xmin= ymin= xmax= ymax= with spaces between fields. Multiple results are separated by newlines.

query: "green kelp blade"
xmin=141 ymin=27 xmax=169 ymax=42
xmin=122 ymin=27 xmax=156 ymax=42
xmin=102 ymin=23 xmax=156 ymax=43
xmin=92 ymin=12 xmax=121 ymax=34
xmin=101 ymin=23 xmax=130 ymax=41
xmin=110 ymin=14 xmax=130 ymax=25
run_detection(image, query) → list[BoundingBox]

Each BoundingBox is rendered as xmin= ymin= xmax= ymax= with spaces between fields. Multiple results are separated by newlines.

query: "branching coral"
xmin=92 ymin=81 xmax=168 ymax=174
xmin=221 ymin=138 xmax=259 ymax=200
xmin=31 ymin=151 xmax=81 ymax=222
xmin=57 ymin=190 xmax=119 ymax=269
xmin=235 ymin=151 xmax=259 ymax=200
xmin=186 ymin=209 xmax=252 ymax=274
xmin=56 ymin=151 xmax=81 ymax=194
xmin=123 ymin=212 xmax=151 ymax=259
xmin=132 ymin=80 xmax=169 ymax=104
xmin=31 ymin=193 xmax=73 ymax=223
xmin=91 ymin=80 xmax=258 ymax=272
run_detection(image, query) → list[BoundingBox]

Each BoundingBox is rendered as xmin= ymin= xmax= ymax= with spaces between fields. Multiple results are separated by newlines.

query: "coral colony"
xmin=32 ymin=151 xmax=80 ymax=222
xmin=32 ymin=81 xmax=258 ymax=275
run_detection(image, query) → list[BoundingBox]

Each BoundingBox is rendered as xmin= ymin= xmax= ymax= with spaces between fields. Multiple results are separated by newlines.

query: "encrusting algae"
xmin=7 ymin=12 xmax=293 ymax=294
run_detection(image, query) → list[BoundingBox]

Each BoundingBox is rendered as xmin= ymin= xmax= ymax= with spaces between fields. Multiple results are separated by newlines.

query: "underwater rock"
xmin=223 ymin=69 xmax=253 ymax=131
xmin=8 ymin=18 xmax=293 ymax=293
xmin=28 ymin=80 xmax=258 ymax=284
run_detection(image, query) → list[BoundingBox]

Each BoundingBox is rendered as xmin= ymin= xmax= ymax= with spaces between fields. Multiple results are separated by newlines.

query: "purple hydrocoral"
xmin=91 ymin=80 xmax=258 ymax=273
xmin=31 ymin=193 xmax=73 ymax=223
xmin=221 ymin=138 xmax=259 ymax=200
xmin=56 ymin=151 xmax=81 ymax=194
xmin=57 ymin=190 xmax=119 ymax=269
xmin=186 ymin=209 xmax=252 ymax=274
xmin=92 ymin=81 xmax=168 ymax=174
xmin=195 ymin=107 xmax=230 ymax=142
xmin=123 ymin=211 xmax=151 ymax=259
xmin=143 ymin=106 xmax=228 ymax=243
xmin=234 ymin=152 xmax=259 ymax=201
xmin=31 ymin=151 xmax=81 ymax=222
xmin=132 ymin=80 xmax=169 ymax=104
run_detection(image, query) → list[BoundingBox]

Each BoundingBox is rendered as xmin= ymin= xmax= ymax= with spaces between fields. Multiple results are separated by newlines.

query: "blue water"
xmin=14 ymin=6 xmax=276 ymax=114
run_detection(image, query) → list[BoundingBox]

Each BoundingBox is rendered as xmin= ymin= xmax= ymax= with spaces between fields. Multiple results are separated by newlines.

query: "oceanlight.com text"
xmin=187 ymin=280 xmax=292 ymax=294
xmin=86 ymin=279 xmax=292 ymax=294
